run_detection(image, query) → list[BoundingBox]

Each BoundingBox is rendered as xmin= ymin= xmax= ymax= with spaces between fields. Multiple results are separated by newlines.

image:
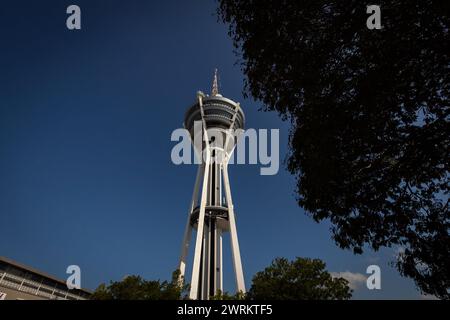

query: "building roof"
xmin=0 ymin=256 xmax=92 ymax=295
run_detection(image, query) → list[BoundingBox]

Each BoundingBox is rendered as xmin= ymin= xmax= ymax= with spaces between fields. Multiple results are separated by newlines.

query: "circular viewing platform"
xmin=189 ymin=205 xmax=230 ymax=231
xmin=184 ymin=95 xmax=245 ymax=136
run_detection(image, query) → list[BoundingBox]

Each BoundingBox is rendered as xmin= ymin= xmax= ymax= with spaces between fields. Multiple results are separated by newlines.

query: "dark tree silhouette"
xmin=218 ymin=0 xmax=449 ymax=299
xmin=248 ymin=257 xmax=352 ymax=300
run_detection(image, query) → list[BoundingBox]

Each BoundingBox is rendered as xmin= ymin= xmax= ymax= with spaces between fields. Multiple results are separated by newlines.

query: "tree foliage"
xmin=210 ymin=290 xmax=246 ymax=300
xmin=91 ymin=270 xmax=189 ymax=300
xmin=218 ymin=0 xmax=449 ymax=298
xmin=247 ymin=257 xmax=352 ymax=300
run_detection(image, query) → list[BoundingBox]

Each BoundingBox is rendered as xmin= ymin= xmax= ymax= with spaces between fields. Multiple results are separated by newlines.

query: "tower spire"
xmin=211 ymin=68 xmax=219 ymax=96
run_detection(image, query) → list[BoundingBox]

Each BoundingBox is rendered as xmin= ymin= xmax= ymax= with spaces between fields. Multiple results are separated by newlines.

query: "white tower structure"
xmin=178 ymin=69 xmax=246 ymax=300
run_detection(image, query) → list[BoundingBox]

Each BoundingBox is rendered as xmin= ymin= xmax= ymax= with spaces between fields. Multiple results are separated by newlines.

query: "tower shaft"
xmin=199 ymin=160 xmax=223 ymax=299
xmin=179 ymin=158 xmax=245 ymax=299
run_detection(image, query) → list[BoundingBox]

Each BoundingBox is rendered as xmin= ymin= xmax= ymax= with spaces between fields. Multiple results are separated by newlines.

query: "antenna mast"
xmin=211 ymin=68 xmax=219 ymax=96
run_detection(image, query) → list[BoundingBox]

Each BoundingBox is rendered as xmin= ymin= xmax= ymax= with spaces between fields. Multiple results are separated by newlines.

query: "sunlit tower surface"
xmin=178 ymin=70 xmax=246 ymax=300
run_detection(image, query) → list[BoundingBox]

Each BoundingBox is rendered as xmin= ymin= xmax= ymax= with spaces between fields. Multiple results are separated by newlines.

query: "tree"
xmin=210 ymin=290 xmax=246 ymax=300
xmin=218 ymin=0 xmax=449 ymax=299
xmin=247 ymin=257 xmax=351 ymax=300
xmin=91 ymin=270 xmax=189 ymax=300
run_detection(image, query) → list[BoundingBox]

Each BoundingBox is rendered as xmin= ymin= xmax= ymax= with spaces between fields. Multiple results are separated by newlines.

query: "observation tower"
xmin=178 ymin=70 xmax=246 ymax=300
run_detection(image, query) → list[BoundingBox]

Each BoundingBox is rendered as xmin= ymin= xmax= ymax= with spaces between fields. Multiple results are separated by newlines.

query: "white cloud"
xmin=331 ymin=271 xmax=367 ymax=290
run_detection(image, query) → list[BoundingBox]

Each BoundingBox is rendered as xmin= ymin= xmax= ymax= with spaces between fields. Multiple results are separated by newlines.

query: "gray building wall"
xmin=0 ymin=286 xmax=46 ymax=300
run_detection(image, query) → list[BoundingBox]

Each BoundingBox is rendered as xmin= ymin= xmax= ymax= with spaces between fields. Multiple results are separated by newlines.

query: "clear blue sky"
xmin=0 ymin=0 xmax=424 ymax=299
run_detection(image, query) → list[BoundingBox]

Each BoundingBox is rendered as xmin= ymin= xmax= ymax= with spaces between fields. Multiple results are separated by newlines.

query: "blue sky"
xmin=0 ymin=0 xmax=425 ymax=299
